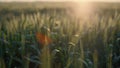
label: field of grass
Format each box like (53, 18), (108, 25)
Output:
(0, 2), (120, 68)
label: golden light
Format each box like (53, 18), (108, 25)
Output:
(70, 1), (96, 19)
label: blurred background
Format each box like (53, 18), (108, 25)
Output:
(0, 0), (120, 68)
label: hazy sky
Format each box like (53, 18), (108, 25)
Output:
(0, 0), (120, 2)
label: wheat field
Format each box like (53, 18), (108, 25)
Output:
(0, 2), (120, 68)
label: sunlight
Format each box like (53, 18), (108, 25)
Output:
(70, 2), (95, 19)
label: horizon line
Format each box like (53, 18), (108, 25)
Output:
(0, 0), (120, 2)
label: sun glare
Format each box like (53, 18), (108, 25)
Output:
(70, 1), (95, 19)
